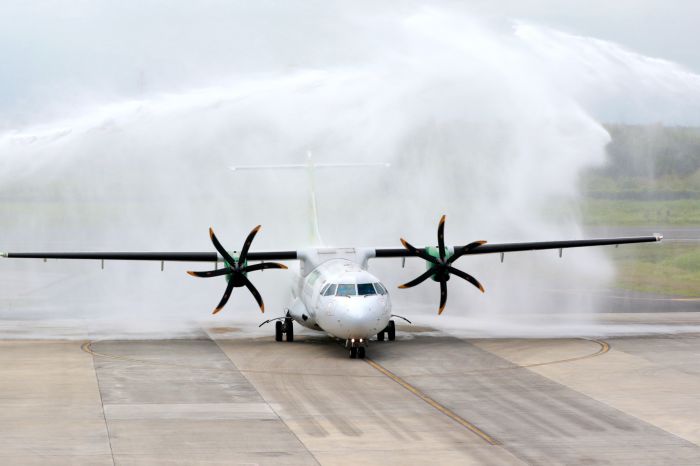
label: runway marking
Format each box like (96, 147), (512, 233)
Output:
(364, 357), (500, 446)
(519, 338), (610, 369)
(82, 338), (611, 377)
(81, 341), (219, 369)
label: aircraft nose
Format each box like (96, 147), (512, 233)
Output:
(339, 298), (388, 338)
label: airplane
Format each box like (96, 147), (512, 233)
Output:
(1, 215), (662, 358)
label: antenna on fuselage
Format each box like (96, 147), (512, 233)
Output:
(230, 153), (391, 247)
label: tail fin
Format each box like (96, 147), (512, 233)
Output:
(230, 152), (390, 246)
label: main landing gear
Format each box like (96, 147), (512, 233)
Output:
(376, 320), (396, 342)
(275, 316), (294, 342)
(347, 339), (366, 359)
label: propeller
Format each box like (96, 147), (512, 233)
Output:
(187, 226), (288, 314)
(398, 215), (486, 315)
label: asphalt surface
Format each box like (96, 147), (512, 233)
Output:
(1, 318), (699, 465)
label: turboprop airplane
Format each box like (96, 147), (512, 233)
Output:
(1, 216), (662, 358)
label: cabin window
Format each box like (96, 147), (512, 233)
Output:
(357, 283), (376, 296)
(308, 270), (321, 286)
(322, 284), (337, 296)
(336, 284), (357, 296)
(374, 283), (387, 295)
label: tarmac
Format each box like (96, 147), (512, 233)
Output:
(1, 312), (699, 465)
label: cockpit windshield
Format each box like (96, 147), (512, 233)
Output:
(322, 284), (337, 296)
(357, 283), (376, 296)
(336, 284), (357, 296)
(374, 282), (387, 295)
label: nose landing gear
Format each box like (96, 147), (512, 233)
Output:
(346, 339), (366, 359)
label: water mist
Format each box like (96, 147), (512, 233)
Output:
(1, 5), (699, 338)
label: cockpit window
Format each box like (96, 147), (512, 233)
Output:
(322, 284), (337, 296)
(374, 283), (387, 295)
(336, 284), (357, 296)
(357, 283), (376, 296)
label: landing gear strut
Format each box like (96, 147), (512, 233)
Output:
(347, 339), (366, 359)
(285, 317), (294, 342)
(275, 316), (294, 342)
(377, 320), (395, 341)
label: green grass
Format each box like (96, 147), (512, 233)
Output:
(609, 243), (700, 297)
(579, 199), (700, 226)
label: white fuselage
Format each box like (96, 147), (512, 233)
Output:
(287, 257), (392, 341)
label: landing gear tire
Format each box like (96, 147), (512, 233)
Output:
(285, 318), (294, 342)
(350, 347), (358, 359)
(377, 331), (385, 341)
(275, 321), (283, 342)
(387, 320), (396, 341)
(357, 346), (366, 359)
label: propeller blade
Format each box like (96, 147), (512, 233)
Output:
(449, 240), (487, 263)
(438, 280), (447, 315)
(238, 225), (261, 264)
(437, 215), (446, 261)
(240, 274), (265, 313)
(187, 268), (232, 278)
(398, 268), (435, 289)
(209, 228), (237, 266)
(213, 279), (236, 315)
(242, 262), (288, 273)
(447, 266), (485, 293)
(400, 238), (440, 265)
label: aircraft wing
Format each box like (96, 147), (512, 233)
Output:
(0, 224), (662, 315)
(373, 234), (663, 258)
(1, 235), (662, 262)
(0, 251), (298, 262)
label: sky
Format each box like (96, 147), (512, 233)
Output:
(1, 1), (700, 129)
(472, 0), (700, 73)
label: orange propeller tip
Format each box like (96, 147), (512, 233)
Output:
(186, 271), (196, 276)
(438, 307), (445, 315)
(280, 264), (288, 269)
(212, 307), (223, 315)
(398, 285), (407, 289)
(439, 214), (446, 222)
